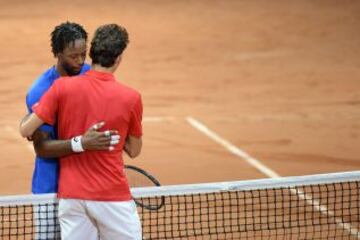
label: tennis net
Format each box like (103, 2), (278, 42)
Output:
(0, 171), (359, 239)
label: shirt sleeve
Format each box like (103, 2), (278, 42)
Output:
(128, 94), (143, 137)
(26, 94), (35, 114)
(26, 85), (44, 114)
(32, 80), (61, 126)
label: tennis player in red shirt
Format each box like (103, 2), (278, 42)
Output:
(20, 24), (142, 240)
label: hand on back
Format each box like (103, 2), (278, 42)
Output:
(82, 122), (120, 151)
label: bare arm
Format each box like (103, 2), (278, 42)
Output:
(20, 113), (44, 138)
(32, 130), (72, 158)
(124, 135), (142, 158)
(20, 113), (72, 158)
(21, 115), (120, 158)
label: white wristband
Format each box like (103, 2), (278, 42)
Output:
(71, 135), (84, 153)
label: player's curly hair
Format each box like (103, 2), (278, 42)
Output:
(51, 21), (88, 57)
(90, 24), (129, 67)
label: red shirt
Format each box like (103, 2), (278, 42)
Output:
(33, 70), (142, 201)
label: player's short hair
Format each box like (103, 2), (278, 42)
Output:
(90, 24), (129, 68)
(51, 22), (88, 57)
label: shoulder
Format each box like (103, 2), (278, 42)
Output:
(118, 83), (142, 111)
(53, 76), (78, 90)
(80, 63), (91, 73)
(28, 67), (55, 94)
(55, 76), (71, 85)
(55, 75), (86, 96)
(116, 82), (141, 100)
(26, 67), (58, 106)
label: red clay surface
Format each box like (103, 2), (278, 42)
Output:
(0, 0), (359, 195)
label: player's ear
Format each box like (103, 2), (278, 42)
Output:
(115, 55), (122, 65)
(112, 55), (122, 70)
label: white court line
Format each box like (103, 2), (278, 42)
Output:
(143, 116), (176, 123)
(185, 116), (360, 239)
(186, 116), (280, 178)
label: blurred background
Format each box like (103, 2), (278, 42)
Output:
(0, 0), (359, 194)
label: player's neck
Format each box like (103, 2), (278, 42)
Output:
(91, 55), (121, 74)
(91, 64), (116, 74)
(55, 63), (68, 77)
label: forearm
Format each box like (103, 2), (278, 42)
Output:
(124, 136), (142, 158)
(20, 113), (44, 138)
(34, 139), (73, 158)
(32, 123), (120, 159)
(124, 141), (132, 157)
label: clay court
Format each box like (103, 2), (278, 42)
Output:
(0, 0), (359, 195)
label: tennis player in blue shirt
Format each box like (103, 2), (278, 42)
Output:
(26, 22), (120, 194)
(24, 22), (120, 239)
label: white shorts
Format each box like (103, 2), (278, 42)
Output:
(58, 199), (142, 240)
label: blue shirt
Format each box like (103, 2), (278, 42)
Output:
(26, 64), (90, 194)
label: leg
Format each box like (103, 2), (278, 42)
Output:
(58, 199), (99, 240)
(87, 200), (142, 240)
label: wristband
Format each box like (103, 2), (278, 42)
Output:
(71, 135), (84, 152)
